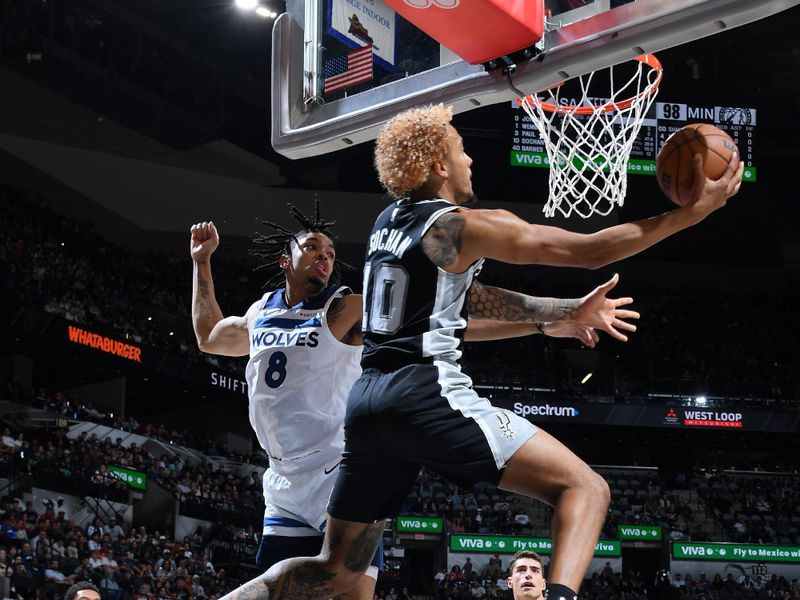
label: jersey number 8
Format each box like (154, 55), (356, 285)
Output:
(265, 351), (288, 388)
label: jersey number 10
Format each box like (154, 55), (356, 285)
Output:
(362, 264), (409, 335)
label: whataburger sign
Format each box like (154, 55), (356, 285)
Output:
(450, 534), (621, 557)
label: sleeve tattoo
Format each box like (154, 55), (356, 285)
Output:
(469, 280), (580, 323)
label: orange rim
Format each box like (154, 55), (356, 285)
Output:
(516, 54), (662, 115)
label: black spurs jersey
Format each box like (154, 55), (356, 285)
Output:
(361, 199), (484, 371)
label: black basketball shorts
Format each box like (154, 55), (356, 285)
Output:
(327, 362), (538, 523)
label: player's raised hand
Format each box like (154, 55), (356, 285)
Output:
(190, 221), (220, 263)
(573, 273), (639, 342)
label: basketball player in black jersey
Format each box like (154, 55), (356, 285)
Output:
(220, 105), (742, 600)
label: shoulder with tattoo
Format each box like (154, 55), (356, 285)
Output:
(421, 211), (466, 268)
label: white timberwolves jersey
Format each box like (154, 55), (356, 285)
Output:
(245, 284), (362, 475)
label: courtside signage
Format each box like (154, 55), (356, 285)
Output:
(395, 516), (444, 533)
(673, 542), (800, 563)
(618, 524), (662, 541)
(108, 465), (148, 490)
(450, 534), (620, 557)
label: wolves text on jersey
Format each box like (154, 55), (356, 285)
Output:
(251, 330), (320, 349)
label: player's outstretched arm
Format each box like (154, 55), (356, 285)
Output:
(440, 153), (743, 271)
(465, 274), (638, 346)
(190, 221), (249, 357)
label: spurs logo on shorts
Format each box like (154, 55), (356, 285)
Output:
(496, 412), (515, 440)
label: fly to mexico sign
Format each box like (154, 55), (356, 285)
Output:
(673, 542), (800, 563)
(450, 534), (620, 557)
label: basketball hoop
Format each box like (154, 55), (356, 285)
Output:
(517, 54), (663, 218)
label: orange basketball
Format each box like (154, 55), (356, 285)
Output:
(655, 124), (738, 206)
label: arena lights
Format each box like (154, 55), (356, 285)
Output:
(255, 6), (279, 18)
(234, 0), (280, 18)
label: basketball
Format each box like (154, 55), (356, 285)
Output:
(655, 124), (739, 206)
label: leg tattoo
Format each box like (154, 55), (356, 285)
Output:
(343, 521), (385, 573)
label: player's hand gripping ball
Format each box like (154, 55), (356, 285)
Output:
(656, 123), (739, 206)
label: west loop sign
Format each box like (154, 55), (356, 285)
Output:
(450, 534), (620, 557)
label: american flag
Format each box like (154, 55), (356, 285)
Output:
(323, 45), (373, 94)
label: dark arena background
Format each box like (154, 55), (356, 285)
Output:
(2, 1), (800, 600)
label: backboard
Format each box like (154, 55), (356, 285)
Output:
(272, 0), (800, 159)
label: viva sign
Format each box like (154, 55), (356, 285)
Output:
(450, 534), (620, 557)
(108, 465), (147, 490)
(618, 524), (662, 541)
(673, 542), (800, 564)
(396, 516), (444, 533)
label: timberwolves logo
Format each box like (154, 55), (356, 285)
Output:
(718, 107), (753, 126)
(496, 412), (515, 440)
(404, 0), (460, 8)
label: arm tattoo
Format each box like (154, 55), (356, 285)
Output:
(328, 297), (363, 345)
(469, 280), (579, 323)
(421, 212), (466, 268)
(196, 272), (212, 318)
(327, 297), (346, 325)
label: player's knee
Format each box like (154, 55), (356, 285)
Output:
(587, 471), (611, 512)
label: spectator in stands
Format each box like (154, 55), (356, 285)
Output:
(44, 557), (75, 585)
(463, 557), (474, 579)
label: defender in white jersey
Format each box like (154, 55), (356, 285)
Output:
(246, 282), (361, 533)
(217, 105), (742, 600)
(189, 209), (379, 597)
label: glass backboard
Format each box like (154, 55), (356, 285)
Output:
(272, 0), (800, 159)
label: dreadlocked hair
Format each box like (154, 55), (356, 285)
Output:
(250, 200), (351, 289)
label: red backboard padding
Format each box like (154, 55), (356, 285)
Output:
(383, 0), (544, 65)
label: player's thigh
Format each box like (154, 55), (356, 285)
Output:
(498, 426), (608, 506)
(394, 364), (538, 488)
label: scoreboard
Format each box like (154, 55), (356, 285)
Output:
(510, 101), (757, 182)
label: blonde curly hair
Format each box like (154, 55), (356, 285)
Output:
(374, 104), (453, 197)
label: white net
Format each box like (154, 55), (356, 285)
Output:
(518, 54), (662, 218)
